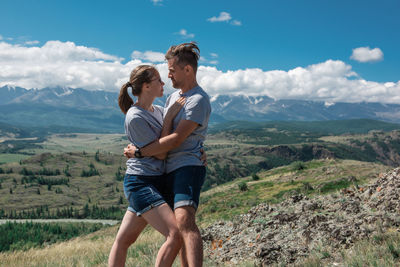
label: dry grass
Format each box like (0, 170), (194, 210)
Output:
(296, 229), (400, 267)
(342, 229), (400, 267)
(0, 225), (165, 267)
(4, 224), (399, 267)
(0, 223), (229, 267)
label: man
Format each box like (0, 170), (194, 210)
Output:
(125, 42), (211, 267)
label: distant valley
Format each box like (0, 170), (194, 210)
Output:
(1, 117), (400, 220)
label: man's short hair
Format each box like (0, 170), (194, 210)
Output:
(165, 42), (200, 73)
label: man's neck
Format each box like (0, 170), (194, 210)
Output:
(180, 80), (198, 94)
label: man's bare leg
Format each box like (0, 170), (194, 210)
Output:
(175, 206), (202, 267)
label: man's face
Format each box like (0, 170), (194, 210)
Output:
(167, 57), (185, 89)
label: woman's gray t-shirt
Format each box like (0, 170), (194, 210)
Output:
(124, 105), (164, 176)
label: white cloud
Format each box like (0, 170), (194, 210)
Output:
(350, 47), (383, 63)
(177, 29), (195, 39)
(150, 0), (163, 5)
(131, 50), (165, 62)
(0, 41), (122, 62)
(0, 40), (129, 91)
(1, 40), (399, 104)
(231, 20), (242, 26)
(207, 12), (242, 26)
(196, 60), (400, 104)
(25, 40), (40, 45)
(0, 35), (3, 40)
(207, 12), (232, 22)
(200, 56), (218, 65)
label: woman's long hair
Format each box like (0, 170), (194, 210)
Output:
(118, 65), (156, 114)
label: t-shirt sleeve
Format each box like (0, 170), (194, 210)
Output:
(127, 116), (158, 148)
(155, 105), (164, 116)
(183, 95), (210, 126)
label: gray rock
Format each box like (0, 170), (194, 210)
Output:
(202, 167), (400, 265)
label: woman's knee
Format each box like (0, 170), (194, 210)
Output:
(114, 233), (138, 249)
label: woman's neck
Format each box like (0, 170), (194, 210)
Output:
(136, 94), (155, 111)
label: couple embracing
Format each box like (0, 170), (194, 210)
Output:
(109, 42), (211, 267)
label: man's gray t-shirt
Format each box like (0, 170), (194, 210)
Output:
(164, 86), (211, 173)
(124, 105), (164, 176)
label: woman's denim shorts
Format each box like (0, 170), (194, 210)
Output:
(123, 174), (166, 216)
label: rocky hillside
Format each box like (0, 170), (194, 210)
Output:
(202, 168), (400, 266)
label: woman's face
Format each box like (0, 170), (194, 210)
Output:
(147, 71), (165, 98)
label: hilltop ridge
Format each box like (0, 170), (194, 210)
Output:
(202, 167), (400, 265)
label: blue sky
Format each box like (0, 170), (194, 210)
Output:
(0, 0), (399, 103)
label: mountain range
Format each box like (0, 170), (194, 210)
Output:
(1, 85), (400, 132)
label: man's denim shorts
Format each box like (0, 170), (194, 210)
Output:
(165, 166), (206, 211)
(123, 174), (166, 216)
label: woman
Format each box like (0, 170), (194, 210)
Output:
(108, 65), (185, 267)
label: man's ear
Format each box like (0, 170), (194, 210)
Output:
(184, 65), (193, 74)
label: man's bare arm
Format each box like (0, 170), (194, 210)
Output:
(151, 116), (176, 160)
(152, 97), (186, 160)
(151, 117), (173, 160)
(142, 119), (198, 156)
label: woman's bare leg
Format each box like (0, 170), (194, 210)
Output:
(108, 210), (147, 267)
(142, 203), (183, 267)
